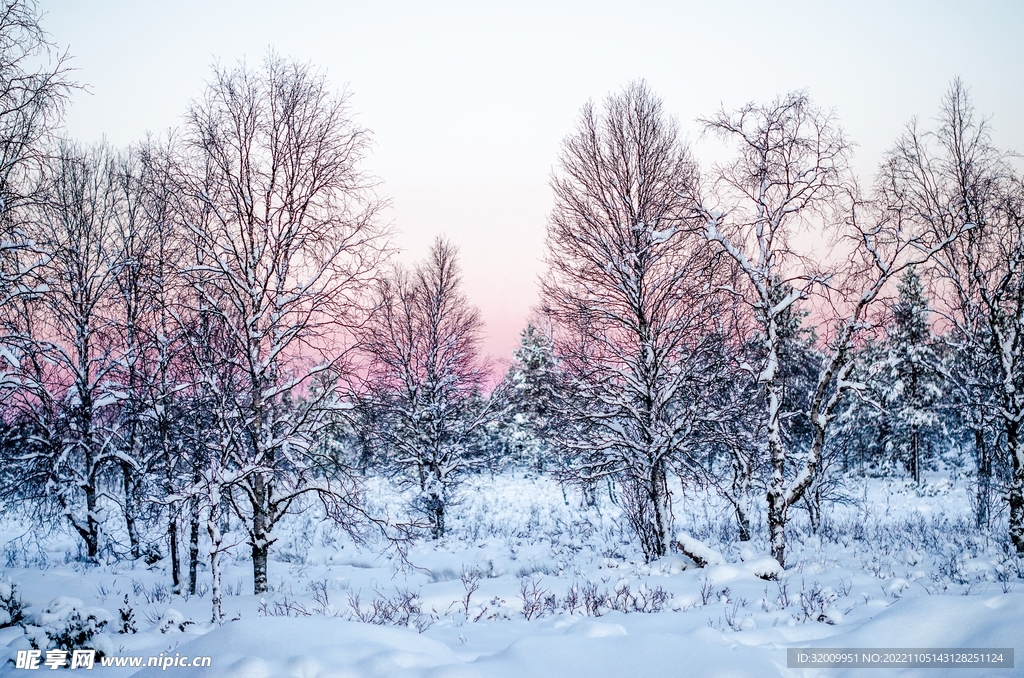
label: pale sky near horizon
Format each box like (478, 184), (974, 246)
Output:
(44, 0), (1024, 362)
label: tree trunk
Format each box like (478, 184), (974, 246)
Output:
(730, 449), (752, 541)
(649, 457), (670, 559)
(767, 489), (787, 566)
(79, 408), (101, 561)
(974, 426), (991, 529)
(207, 507), (224, 625)
(58, 492), (98, 561)
(735, 507), (752, 542)
(1007, 416), (1024, 554)
(806, 480), (822, 534)
(251, 541), (269, 595)
(426, 492), (445, 540)
(765, 341), (791, 566)
(83, 481), (100, 560)
(251, 475), (270, 594)
(168, 512), (181, 596)
(188, 503), (200, 596)
(122, 462), (141, 559)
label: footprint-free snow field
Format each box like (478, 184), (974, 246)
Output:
(2, 473), (1021, 677)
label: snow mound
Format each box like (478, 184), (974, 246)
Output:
(130, 616), (460, 678)
(795, 592), (1024, 677)
(743, 556), (782, 581)
(566, 620), (627, 638)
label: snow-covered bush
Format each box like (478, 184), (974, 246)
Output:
(517, 576), (552, 620)
(155, 608), (193, 633)
(0, 580), (25, 628)
(346, 588), (434, 632)
(23, 597), (112, 657)
(796, 581), (839, 625)
(131, 578), (171, 604)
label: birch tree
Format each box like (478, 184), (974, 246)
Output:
(361, 237), (489, 539)
(178, 53), (386, 593)
(104, 141), (196, 568)
(0, 0), (74, 391)
(542, 81), (727, 561)
(698, 92), (962, 565)
(9, 142), (126, 559)
(881, 80), (1024, 551)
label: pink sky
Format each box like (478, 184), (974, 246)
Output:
(46, 0), (1024, 362)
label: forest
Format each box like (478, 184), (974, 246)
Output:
(0, 1), (1022, 675)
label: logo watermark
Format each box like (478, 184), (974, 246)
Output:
(15, 650), (212, 670)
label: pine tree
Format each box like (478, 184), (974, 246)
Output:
(880, 268), (942, 484)
(117, 595), (137, 634)
(493, 323), (561, 472)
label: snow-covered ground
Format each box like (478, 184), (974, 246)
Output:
(1, 472), (1021, 677)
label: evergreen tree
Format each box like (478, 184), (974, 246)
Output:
(834, 338), (888, 475)
(492, 322), (561, 472)
(875, 268), (943, 483)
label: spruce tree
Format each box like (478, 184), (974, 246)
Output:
(494, 323), (560, 471)
(882, 268), (942, 484)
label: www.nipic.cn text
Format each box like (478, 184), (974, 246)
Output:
(15, 649), (213, 670)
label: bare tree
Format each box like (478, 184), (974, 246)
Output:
(542, 81), (727, 561)
(179, 313), (242, 625)
(7, 142), (126, 559)
(0, 0), (74, 390)
(698, 93), (853, 565)
(881, 80), (1024, 551)
(131, 139), (197, 588)
(698, 91), (963, 565)
(103, 140), (197, 568)
(361, 237), (490, 539)
(177, 52), (387, 594)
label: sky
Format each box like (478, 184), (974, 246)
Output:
(43, 0), (1024, 362)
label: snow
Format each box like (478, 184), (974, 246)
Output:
(675, 532), (725, 567)
(114, 595), (1024, 677)
(743, 556), (783, 581)
(18, 596), (115, 658)
(130, 618), (462, 678)
(794, 594), (1023, 677)
(0, 472), (1022, 677)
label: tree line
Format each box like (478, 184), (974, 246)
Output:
(1, 0), (1022, 624)
(524, 81), (1023, 567)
